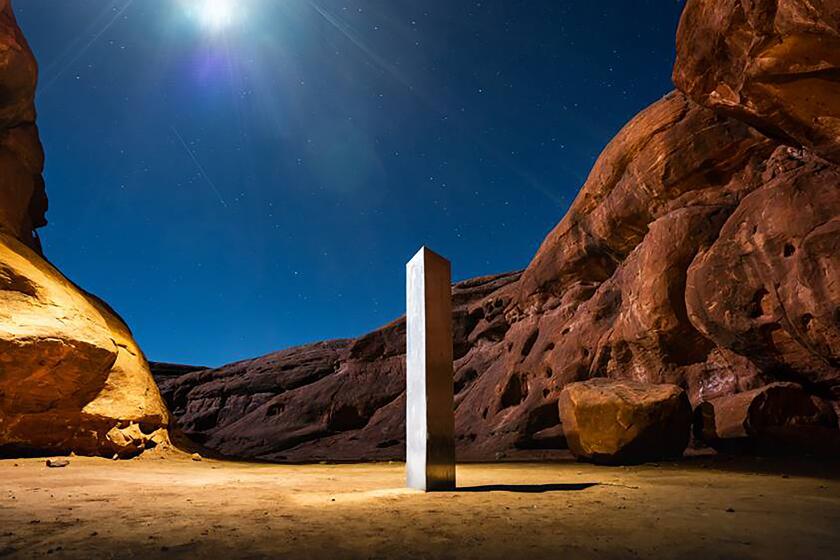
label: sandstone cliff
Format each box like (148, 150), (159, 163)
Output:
(0, 0), (170, 458)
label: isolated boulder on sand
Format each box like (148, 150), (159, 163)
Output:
(559, 379), (692, 465)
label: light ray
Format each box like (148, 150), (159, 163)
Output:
(305, 0), (565, 205)
(306, 0), (415, 92)
(40, 0), (135, 94)
(171, 125), (228, 207)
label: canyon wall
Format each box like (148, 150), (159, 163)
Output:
(0, 1), (170, 458)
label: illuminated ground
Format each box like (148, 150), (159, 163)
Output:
(1, 454), (838, 559)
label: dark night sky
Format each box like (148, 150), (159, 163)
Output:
(15, 0), (684, 367)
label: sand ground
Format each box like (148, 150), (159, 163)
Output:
(0, 453), (838, 559)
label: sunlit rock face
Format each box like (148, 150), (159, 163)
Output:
(515, 93), (839, 411)
(513, 91), (779, 405)
(0, 1), (169, 458)
(673, 0), (840, 164)
(159, 0), (839, 462)
(559, 379), (692, 465)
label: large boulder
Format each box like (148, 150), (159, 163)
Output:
(0, 233), (170, 457)
(0, 1), (170, 458)
(674, 0), (840, 164)
(695, 382), (840, 455)
(559, 379), (692, 465)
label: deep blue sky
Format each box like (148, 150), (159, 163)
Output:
(16, 0), (684, 367)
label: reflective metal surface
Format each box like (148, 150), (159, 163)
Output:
(406, 247), (456, 491)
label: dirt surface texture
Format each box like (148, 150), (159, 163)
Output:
(1, 454), (839, 559)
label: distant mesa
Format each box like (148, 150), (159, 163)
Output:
(149, 362), (209, 382)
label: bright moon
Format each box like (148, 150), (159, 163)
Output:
(189, 0), (237, 32)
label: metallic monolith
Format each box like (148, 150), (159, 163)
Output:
(406, 246), (455, 491)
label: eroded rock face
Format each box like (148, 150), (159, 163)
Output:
(686, 148), (840, 393)
(559, 379), (691, 464)
(0, 233), (170, 457)
(695, 382), (840, 455)
(511, 91), (780, 406)
(0, 1), (169, 458)
(674, 0), (840, 163)
(517, 90), (774, 305)
(0, 1), (45, 253)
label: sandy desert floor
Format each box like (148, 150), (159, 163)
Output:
(0, 453), (838, 559)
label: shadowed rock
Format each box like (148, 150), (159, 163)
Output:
(0, 1), (45, 253)
(559, 379), (692, 465)
(149, 362), (208, 382)
(695, 382), (840, 456)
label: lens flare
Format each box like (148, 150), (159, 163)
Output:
(187, 0), (237, 32)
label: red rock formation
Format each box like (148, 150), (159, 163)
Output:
(157, 0), (839, 463)
(0, 0), (45, 253)
(673, 0), (840, 164)
(0, 1), (170, 458)
(686, 149), (840, 393)
(512, 91), (778, 403)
